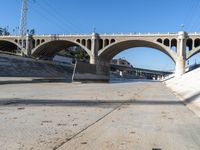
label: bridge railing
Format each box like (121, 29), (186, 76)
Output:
(1, 32), (200, 38)
(100, 32), (179, 36)
(188, 32), (200, 35)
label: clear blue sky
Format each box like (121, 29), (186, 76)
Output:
(1, 0), (200, 70)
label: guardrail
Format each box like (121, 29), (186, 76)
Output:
(1, 32), (200, 37)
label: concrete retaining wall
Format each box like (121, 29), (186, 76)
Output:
(72, 61), (109, 82)
(165, 67), (200, 117)
(0, 53), (73, 80)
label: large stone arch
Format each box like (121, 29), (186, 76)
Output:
(98, 39), (177, 63)
(186, 46), (200, 60)
(0, 39), (22, 53)
(31, 40), (91, 58)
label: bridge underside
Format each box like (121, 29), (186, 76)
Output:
(32, 40), (81, 58)
(98, 40), (176, 63)
(87, 40), (177, 82)
(187, 47), (200, 60)
(0, 41), (18, 53)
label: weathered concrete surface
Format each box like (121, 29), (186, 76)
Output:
(0, 81), (200, 150)
(0, 77), (70, 85)
(0, 53), (73, 79)
(72, 61), (109, 82)
(165, 67), (200, 117)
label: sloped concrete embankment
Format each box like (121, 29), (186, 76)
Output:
(0, 53), (73, 82)
(165, 68), (200, 117)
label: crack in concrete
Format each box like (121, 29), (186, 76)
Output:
(52, 102), (123, 150)
(53, 85), (150, 150)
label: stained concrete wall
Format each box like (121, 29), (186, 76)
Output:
(72, 61), (109, 82)
(0, 53), (73, 80)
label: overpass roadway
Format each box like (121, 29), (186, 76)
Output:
(0, 81), (200, 150)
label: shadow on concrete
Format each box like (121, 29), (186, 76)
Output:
(109, 79), (159, 84)
(0, 78), (72, 85)
(0, 99), (184, 107)
(0, 78), (158, 85)
(184, 92), (200, 104)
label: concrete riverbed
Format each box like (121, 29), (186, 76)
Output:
(0, 81), (200, 150)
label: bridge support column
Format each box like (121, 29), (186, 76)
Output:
(175, 57), (185, 77)
(25, 34), (33, 57)
(90, 32), (99, 64)
(90, 33), (110, 81)
(175, 31), (187, 77)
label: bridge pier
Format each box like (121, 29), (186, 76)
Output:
(175, 31), (187, 77)
(25, 34), (33, 57)
(96, 59), (110, 75)
(90, 32), (99, 64)
(20, 34), (33, 57)
(175, 57), (185, 77)
(89, 32), (110, 81)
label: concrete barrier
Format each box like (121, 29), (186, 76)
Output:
(72, 61), (109, 82)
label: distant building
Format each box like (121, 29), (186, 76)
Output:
(111, 58), (133, 68)
(110, 58), (134, 78)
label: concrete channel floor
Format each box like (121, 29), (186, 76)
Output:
(0, 81), (200, 150)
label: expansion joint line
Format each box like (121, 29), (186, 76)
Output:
(53, 102), (124, 150)
(53, 83), (150, 150)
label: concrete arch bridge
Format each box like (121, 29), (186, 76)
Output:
(0, 31), (199, 80)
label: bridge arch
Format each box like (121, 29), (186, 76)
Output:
(157, 38), (162, 43)
(164, 38), (170, 47)
(186, 46), (200, 60)
(31, 39), (91, 58)
(194, 38), (200, 47)
(98, 39), (177, 63)
(171, 38), (177, 52)
(186, 38), (193, 51)
(0, 39), (22, 53)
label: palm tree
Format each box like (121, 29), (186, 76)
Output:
(0, 27), (10, 35)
